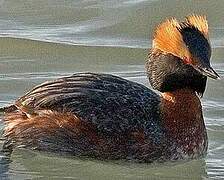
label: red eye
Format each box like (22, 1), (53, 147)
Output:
(183, 56), (192, 64)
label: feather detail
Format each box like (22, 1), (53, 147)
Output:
(152, 15), (209, 60)
(152, 18), (191, 60)
(185, 15), (209, 39)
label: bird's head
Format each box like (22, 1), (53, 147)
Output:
(146, 15), (219, 96)
(153, 15), (219, 79)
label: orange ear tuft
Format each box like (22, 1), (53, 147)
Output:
(185, 15), (209, 39)
(153, 18), (191, 59)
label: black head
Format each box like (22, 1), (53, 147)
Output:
(146, 50), (207, 96)
(146, 15), (219, 96)
(178, 21), (219, 79)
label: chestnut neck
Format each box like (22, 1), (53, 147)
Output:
(160, 88), (207, 157)
(161, 88), (202, 124)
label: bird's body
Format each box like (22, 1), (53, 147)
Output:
(2, 73), (207, 162)
(4, 73), (165, 161)
(1, 15), (219, 162)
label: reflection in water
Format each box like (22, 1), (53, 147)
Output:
(0, 148), (208, 180)
(0, 153), (11, 180)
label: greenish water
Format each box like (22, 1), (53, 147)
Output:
(0, 0), (224, 179)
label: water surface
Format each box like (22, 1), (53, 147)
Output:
(0, 0), (224, 179)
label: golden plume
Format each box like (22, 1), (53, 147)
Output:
(152, 15), (209, 60)
(185, 15), (208, 39)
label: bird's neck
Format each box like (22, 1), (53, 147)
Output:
(161, 88), (202, 126)
(160, 88), (207, 158)
(146, 49), (207, 96)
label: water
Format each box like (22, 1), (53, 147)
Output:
(0, 0), (224, 179)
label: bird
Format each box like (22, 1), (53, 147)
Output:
(1, 15), (220, 162)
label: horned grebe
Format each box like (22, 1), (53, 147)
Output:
(1, 15), (219, 162)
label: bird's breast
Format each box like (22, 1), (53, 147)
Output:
(160, 88), (208, 159)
